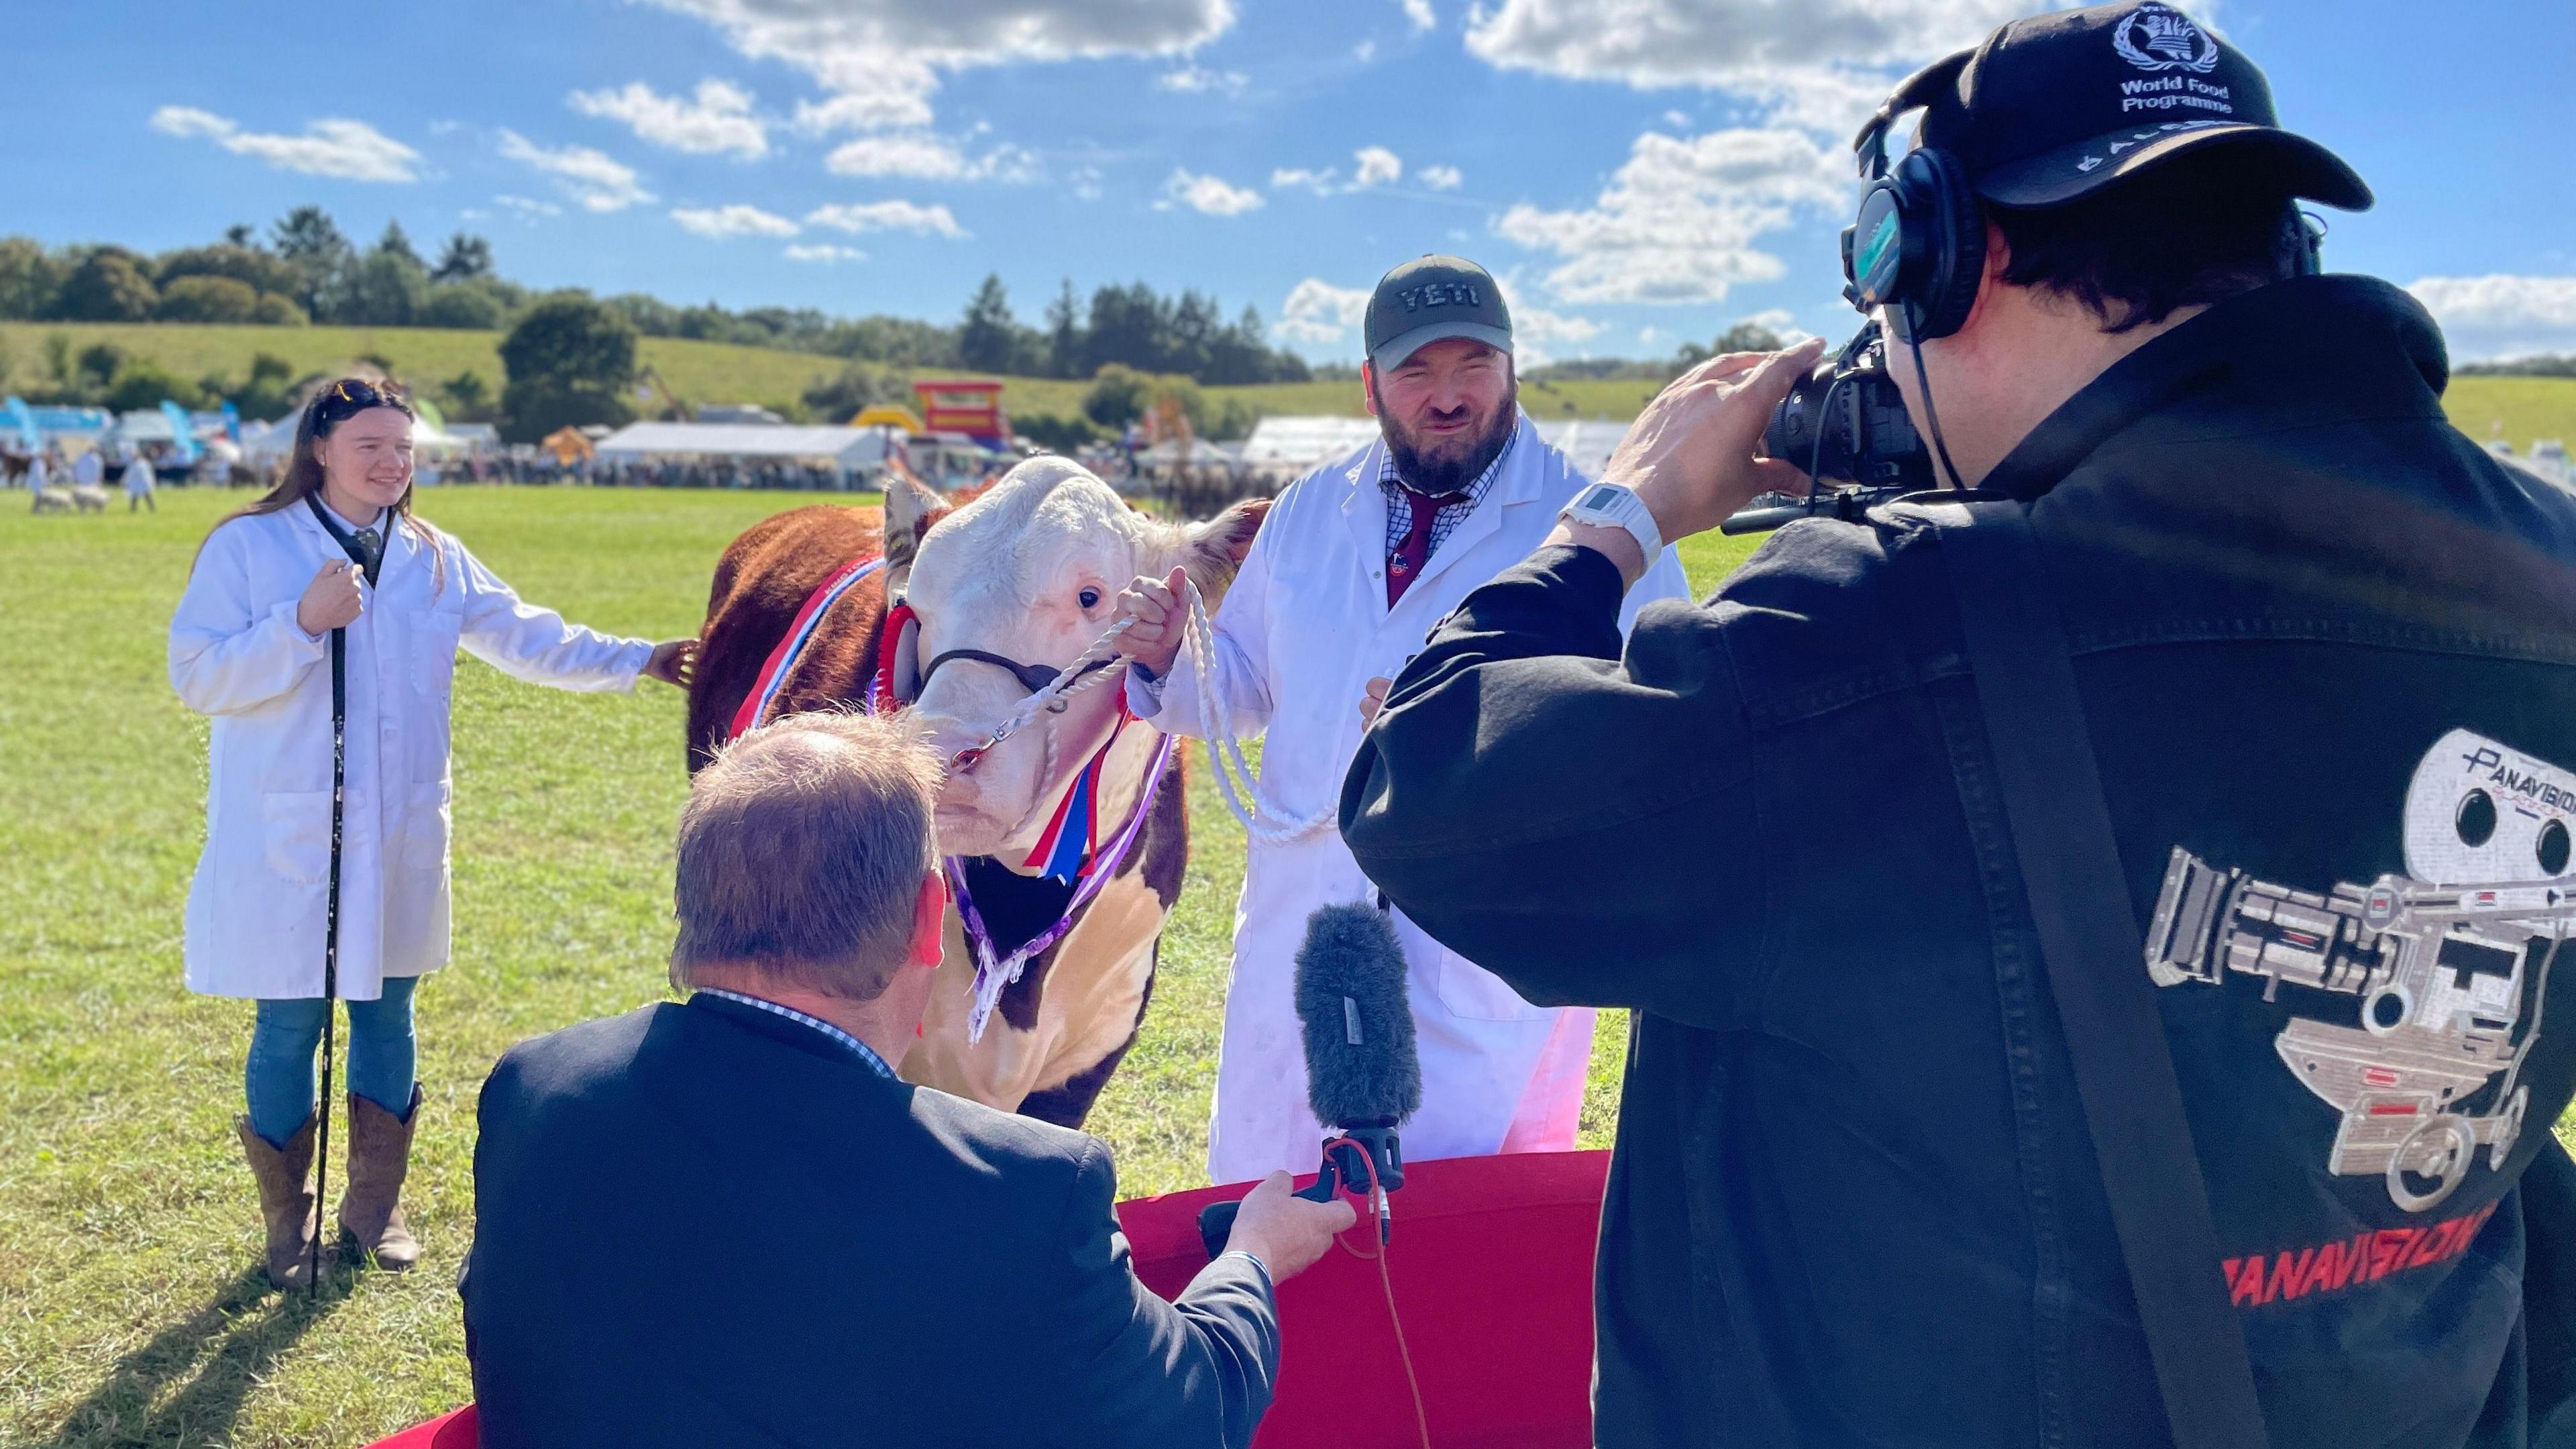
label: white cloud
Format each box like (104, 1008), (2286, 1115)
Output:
(1276, 278), (1374, 344)
(2408, 275), (2576, 360)
(823, 132), (1036, 182)
(1737, 307), (1816, 345)
(804, 199), (967, 237)
(1637, 325), (1662, 344)
(149, 106), (422, 182)
(1273, 146), (1416, 196)
(492, 193), (564, 218)
(1271, 165), (1336, 194)
(1157, 65), (1248, 97)
(1463, 0), (2036, 97)
(1419, 163), (1464, 191)
(670, 203), (800, 237)
(1662, 109), (1691, 128)
(1493, 276), (1603, 368)
(1352, 146), (1403, 189)
(1401, 0), (1436, 31)
(643, 0), (1234, 142)
(793, 91), (934, 134)
(497, 129), (654, 211)
(1159, 167), (1265, 216)
(569, 79), (767, 159)
(1515, 305), (1603, 347)
(1354, 38), (1378, 62)
(784, 243), (866, 262)
(1493, 125), (1845, 304)
(1069, 165), (1106, 201)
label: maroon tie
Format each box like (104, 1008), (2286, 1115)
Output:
(1387, 484), (1458, 606)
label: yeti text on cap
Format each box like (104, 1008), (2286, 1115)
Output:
(1399, 282), (1482, 313)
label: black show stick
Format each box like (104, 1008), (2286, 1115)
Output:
(310, 619), (345, 1297)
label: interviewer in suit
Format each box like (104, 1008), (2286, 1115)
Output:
(460, 710), (1353, 1448)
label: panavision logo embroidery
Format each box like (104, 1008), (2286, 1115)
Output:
(2114, 3), (2221, 73)
(2145, 731), (2576, 1215)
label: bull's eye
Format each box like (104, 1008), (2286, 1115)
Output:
(1079, 587), (1102, 610)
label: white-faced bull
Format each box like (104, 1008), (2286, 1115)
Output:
(688, 458), (1267, 1125)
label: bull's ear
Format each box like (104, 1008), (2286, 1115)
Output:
(1177, 497), (1272, 603)
(881, 470), (945, 573)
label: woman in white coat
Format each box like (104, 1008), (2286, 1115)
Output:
(170, 379), (694, 1287)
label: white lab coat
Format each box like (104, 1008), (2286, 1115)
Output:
(170, 503), (651, 1001)
(72, 451), (101, 488)
(1131, 412), (1692, 1183)
(125, 458), (155, 496)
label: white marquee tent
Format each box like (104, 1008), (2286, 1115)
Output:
(1238, 416), (1383, 472)
(592, 422), (893, 473)
(1532, 420), (1627, 484)
(1236, 415), (1633, 484)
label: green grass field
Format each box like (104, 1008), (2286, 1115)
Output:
(9, 322), (2575, 449)
(0, 481), (1756, 1447)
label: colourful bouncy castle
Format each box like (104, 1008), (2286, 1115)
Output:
(911, 379), (1011, 450)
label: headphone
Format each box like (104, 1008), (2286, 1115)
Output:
(1842, 56), (1984, 345)
(1841, 54), (2329, 491)
(1842, 54), (2328, 343)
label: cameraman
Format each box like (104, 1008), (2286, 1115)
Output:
(1342, 3), (2576, 1445)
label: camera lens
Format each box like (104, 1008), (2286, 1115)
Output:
(1760, 359), (1841, 480)
(1761, 330), (1929, 491)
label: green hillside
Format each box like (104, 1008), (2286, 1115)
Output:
(0, 321), (1099, 425)
(6, 322), (2574, 451)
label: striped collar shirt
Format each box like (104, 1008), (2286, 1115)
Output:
(693, 988), (896, 1079)
(1377, 421), (1518, 564)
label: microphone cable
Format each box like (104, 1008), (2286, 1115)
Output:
(1329, 1156), (1431, 1449)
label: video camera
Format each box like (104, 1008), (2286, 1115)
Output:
(1723, 321), (1935, 535)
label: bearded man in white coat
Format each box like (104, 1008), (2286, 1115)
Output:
(1113, 256), (1691, 1183)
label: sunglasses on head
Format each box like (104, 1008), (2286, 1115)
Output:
(313, 379), (411, 427)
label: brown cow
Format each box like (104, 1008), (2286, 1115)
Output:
(690, 460), (1265, 1126)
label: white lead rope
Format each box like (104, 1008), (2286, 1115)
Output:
(951, 576), (1338, 846)
(1177, 578), (1339, 847)
(949, 618), (1138, 770)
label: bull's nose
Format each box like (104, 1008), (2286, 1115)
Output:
(910, 711), (983, 765)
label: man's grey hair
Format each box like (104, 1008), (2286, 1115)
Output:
(669, 710), (942, 1002)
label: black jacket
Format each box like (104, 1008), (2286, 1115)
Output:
(460, 994), (1278, 1448)
(1344, 276), (2576, 1447)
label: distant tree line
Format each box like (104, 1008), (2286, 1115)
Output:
(0, 207), (1313, 383)
(957, 276), (1309, 386)
(1525, 321), (1790, 383)
(0, 211), (513, 332)
(0, 207), (1327, 443)
(2458, 356), (2576, 378)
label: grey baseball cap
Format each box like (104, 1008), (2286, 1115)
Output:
(1364, 255), (1513, 373)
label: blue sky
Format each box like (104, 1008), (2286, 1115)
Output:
(10, 0), (2572, 363)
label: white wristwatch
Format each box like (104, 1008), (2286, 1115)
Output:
(1558, 481), (1663, 565)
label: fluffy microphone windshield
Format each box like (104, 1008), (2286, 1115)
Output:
(1294, 903), (1421, 1129)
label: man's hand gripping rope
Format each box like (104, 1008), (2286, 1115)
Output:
(1108, 568), (1339, 845)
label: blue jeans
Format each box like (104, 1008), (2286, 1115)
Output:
(244, 975), (418, 1147)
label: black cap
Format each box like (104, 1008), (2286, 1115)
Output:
(1891, 1), (2371, 211)
(1363, 256), (1513, 372)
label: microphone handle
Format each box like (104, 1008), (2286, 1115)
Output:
(1195, 1167), (1342, 1260)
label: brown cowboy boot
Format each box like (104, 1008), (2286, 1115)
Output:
(338, 1085), (423, 1270)
(236, 1113), (320, 1289)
